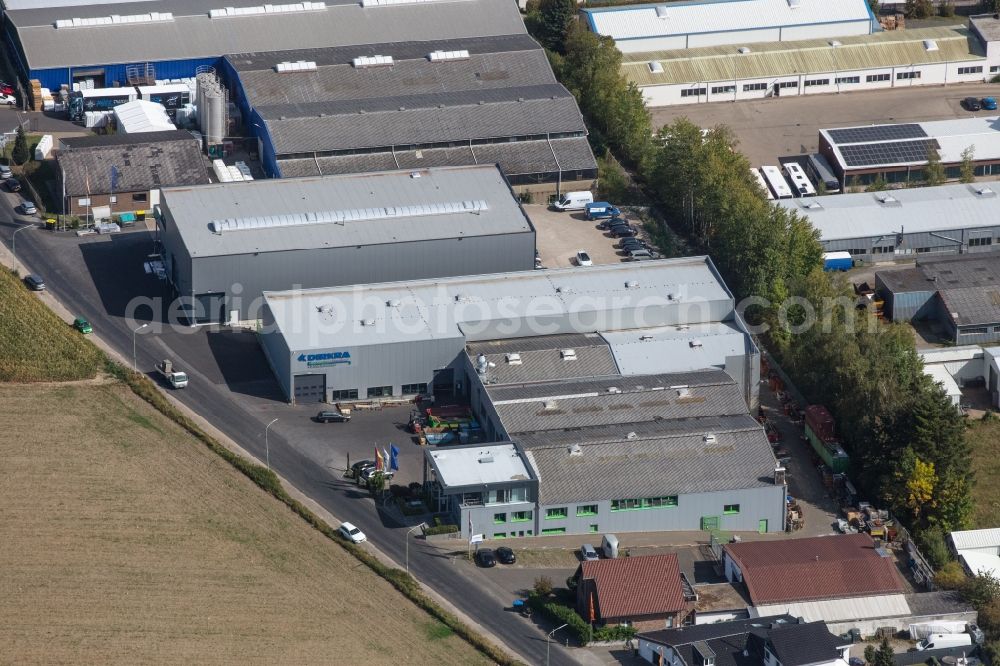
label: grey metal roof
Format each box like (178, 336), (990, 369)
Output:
(903, 590), (973, 617)
(516, 413), (761, 449)
(878, 255), (1000, 326)
(467, 334), (620, 386)
(58, 132), (209, 196)
(9, 0), (526, 70)
(603, 322), (750, 376)
(160, 164), (531, 258)
(523, 416), (776, 504)
(59, 128), (195, 149)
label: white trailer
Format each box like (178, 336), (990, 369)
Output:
(761, 165), (793, 199)
(784, 162), (817, 197)
(750, 167), (774, 200)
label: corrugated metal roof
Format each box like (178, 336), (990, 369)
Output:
(10, 0), (525, 70)
(777, 183), (1000, 242)
(584, 0), (872, 42)
(753, 594), (911, 624)
(161, 164), (530, 257)
(467, 333), (619, 386)
(960, 551), (1000, 578)
(603, 322), (748, 375)
(623, 27), (981, 87)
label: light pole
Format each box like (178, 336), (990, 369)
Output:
(406, 522), (429, 575)
(264, 418), (278, 470)
(132, 323), (148, 371)
(546, 623), (569, 666)
(11, 223), (32, 271)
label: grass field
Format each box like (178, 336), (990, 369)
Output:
(0, 266), (104, 381)
(0, 381), (489, 665)
(968, 417), (1000, 528)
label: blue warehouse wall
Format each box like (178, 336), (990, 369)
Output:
(29, 57), (221, 92)
(220, 56), (280, 178)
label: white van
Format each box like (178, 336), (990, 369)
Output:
(601, 534), (619, 559)
(916, 634), (973, 651)
(552, 191), (594, 211)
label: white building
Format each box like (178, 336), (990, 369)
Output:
(114, 99), (175, 135)
(951, 528), (1000, 579)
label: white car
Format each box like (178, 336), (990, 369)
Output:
(0, 94), (15, 106)
(20, 200), (36, 215)
(339, 522), (367, 544)
(576, 250), (593, 267)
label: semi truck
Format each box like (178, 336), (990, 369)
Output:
(155, 359), (189, 389)
(68, 87), (138, 122)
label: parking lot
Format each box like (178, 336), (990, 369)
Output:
(650, 82), (1000, 166)
(525, 204), (654, 268)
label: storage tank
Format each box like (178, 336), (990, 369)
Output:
(196, 67), (226, 148)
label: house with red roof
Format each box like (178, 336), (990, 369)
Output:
(574, 554), (696, 631)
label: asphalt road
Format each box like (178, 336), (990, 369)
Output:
(0, 210), (582, 665)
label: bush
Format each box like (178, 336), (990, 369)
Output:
(425, 523), (459, 536)
(917, 526), (952, 569)
(978, 598), (1000, 635)
(935, 560), (968, 590)
(526, 592), (636, 645)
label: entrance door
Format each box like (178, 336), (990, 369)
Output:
(700, 516), (720, 531)
(293, 374), (326, 403)
(758, 519), (768, 534)
(193, 292), (226, 324)
(432, 368), (454, 398)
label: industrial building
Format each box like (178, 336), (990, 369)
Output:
(818, 116), (1000, 187)
(3, 0), (526, 92)
(920, 346), (1000, 409)
(875, 256), (1000, 345)
(156, 164), (535, 325)
(777, 183), (1000, 263)
(222, 33), (596, 195)
(58, 130), (208, 217)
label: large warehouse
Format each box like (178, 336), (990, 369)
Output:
(257, 256), (759, 404)
(777, 183), (1000, 263)
(156, 164), (535, 324)
(222, 33), (596, 195)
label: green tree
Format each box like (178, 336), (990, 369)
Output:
(868, 0), (881, 14)
(924, 146), (946, 186)
(865, 639), (894, 666)
(11, 126), (29, 166)
(596, 152), (630, 203)
(959, 145), (976, 183)
(963, 571), (1000, 609)
(864, 176), (888, 192)
(905, 0), (935, 17)
(535, 0), (577, 54)
(938, 0), (955, 16)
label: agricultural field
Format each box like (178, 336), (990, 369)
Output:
(0, 381), (489, 665)
(0, 266), (103, 381)
(968, 417), (1000, 528)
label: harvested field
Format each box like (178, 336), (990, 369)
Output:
(0, 381), (489, 665)
(968, 417), (1000, 528)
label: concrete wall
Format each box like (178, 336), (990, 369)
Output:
(613, 19), (872, 54)
(63, 187), (153, 217)
(258, 303), (292, 400)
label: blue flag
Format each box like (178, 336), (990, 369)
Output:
(389, 444), (400, 471)
(110, 165), (119, 191)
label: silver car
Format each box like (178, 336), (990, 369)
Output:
(20, 200), (36, 215)
(581, 543), (599, 561)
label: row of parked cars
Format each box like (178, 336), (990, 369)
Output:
(2, 164), (37, 214)
(587, 201), (661, 262)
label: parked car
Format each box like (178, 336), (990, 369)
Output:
(496, 546), (516, 564)
(315, 409), (350, 423)
(597, 216), (627, 230)
(23, 274), (45, 291)
(474, 548), (497, 567)
(338, 522), (367, 543)
(576, 250), (593, 267)
(551, 190), (594, 211)
(0, 164), (11, 179)
(348, 459), (375, 479)
(624, 248), (661, 261)
(584, 202), (620, 220)
(0, 82), (14, 96)
(617, 238), (649, 250)
(6, 177), (21, 192)
(20, 200), (36, 215)
(359, 466), (394, 486)
(0, 93), (15, 106)
(964, 96), (982, 111)
(610, 225), (639, 238)
(73, 317), (92, 334)
(984, 97), (998, 111)
(581, 543), (600, 561)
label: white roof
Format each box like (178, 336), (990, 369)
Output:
(777, 183), (1000, 242)
(754, 594), (911, 624)
(113, 99), (175, 134)
(924, 365), (961, 400)
(951, 527), (1000, 551)
(602, 321), (747, 375)
(263, 257), (734, 351)
(960, 551), (1000, 579)
(583, 0), (872, 41)
(428, 443), (531, 488)
(919, 345), (984, 365)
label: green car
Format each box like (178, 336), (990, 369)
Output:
(73, 317), (92, 334)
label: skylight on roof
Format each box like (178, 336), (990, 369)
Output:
(353, 55), (394, 68)
(275, 60), (317, 73)
(428, 50), (471, 62)
(648, 61), (664, 74)
(208, 2), (326, 18)
(923, 39), (939, 52)
(654, 5), (668, 18)
(55, 12), (174, 28)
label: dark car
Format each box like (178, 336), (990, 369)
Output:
(610, 225), (639, 238)
(6, 177), (21, 192)
(617, 238), (649, 250)
(475, 548), (497, 568)
(349, 459), (376, 479)
(23, 274), (45, 291)
(315, 409), (350, 423)
(496, 546), (516, 564)
(597, 216), (627, 230)
(964, 96), (983, 111)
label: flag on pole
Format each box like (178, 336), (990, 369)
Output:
(389, 444), (400, 471)
(468, 513), (473, 536)
(382, 446), (391, 473)
(375, 446), (384, 472)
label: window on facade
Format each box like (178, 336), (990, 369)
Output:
(916, 247), (931, 253)
(897, 71), (921, 80)
(493, 512), (506, 524)
(866, 73), (891, 83)
(542, 527), (567, 535)
(711, 85), (736, 94)
(680, 88), (706, 97)
(872, 245), (895, 254)
(611, 496), (678, 511)
(367, 385), (393, 397)
(994, 326), (1000, 332)
(846, 248), (866, 256)
(488, 488), (511, 504)
(969, 237), (994, 247)
(330, 389), (359, 400)
(962, 327), (989, 335)
(401, 383), (428, 394)
(804, 78), (829, 87)
(511, 511), (532, 522)
(835, 76), (860, 84)
(742, 82), (767, 92)
(545, 507), (568, 520)
(78, 198), (91, 206)
(589, 524), (599, 533)
(724, 504), (741, 515)
(778, 81), (797, 89)
(576, 505), (598, 517)
(493, 532), (506, 539)
(992, 66), (1000, 73)
(958, 66), (984, 75)
(132, 192), (148, 202)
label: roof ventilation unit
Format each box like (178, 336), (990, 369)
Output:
(975, 186), (996, 197)
(676, 387), (691, 398)
(542, 400), (558, 410)
(386, 299), (401, 307)
(875, 193), (900, 206)
(560, 348), (577, 360)
(640, 334), (654, 341)
(703, 433), (717, 445)
(478, 454), (494, 464)
(689, 339), (703, 348)
(923, 39), (939, 52)
(275, 60), (317, 72)
(476, 354), (488, 375)
(654, 5), (668, 18)
(505, 353), (522, 365)
(804, 201), (823, 210)
(353, 55), (394, 68)
(737, 47), (751, 54)
(608, 386), (621, 394)
(787, 0), (801, 6)
(209, 2), (326, 18)
(625, 280), (639, 289)
(361, 318), (375, 327)
(648, 61), (664, 74)
(568, 444), (583, 456)
(428, 50), (471, 62)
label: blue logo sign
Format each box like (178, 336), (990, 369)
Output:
(298, 351), (351, 368)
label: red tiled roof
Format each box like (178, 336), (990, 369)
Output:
(724, 534), (905, 605)
(580, 554), (687, 619)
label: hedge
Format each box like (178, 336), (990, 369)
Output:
(425, 523), (460, 536)
(527, 593), (636, 645)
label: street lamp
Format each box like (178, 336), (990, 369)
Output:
(546, 623), (569, 666)
(264, 418), (278, 470)
(406, 522), (429, 575)
(132, 323), (148, 371)
(11, 223), (32, 271)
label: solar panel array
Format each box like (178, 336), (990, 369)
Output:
(839, 139), (940, 167)
(827, 123), (927, 145)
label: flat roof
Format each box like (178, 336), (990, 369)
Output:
(263, 256), (735, 351)
(582, 0), (872, 42)
(777, 183), (1000, 242)
(9, 0), (526, 70)
(951, 527), (1000, 551)
(624, 26), (980, 87)
(466, 333), (620, 386)
(427, 443), (532, 489)
(971, 13), (1000, 42)
(877, 256), (1000, 325)
(161, 164), (531, 258)
(602, 321), (748, 375)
